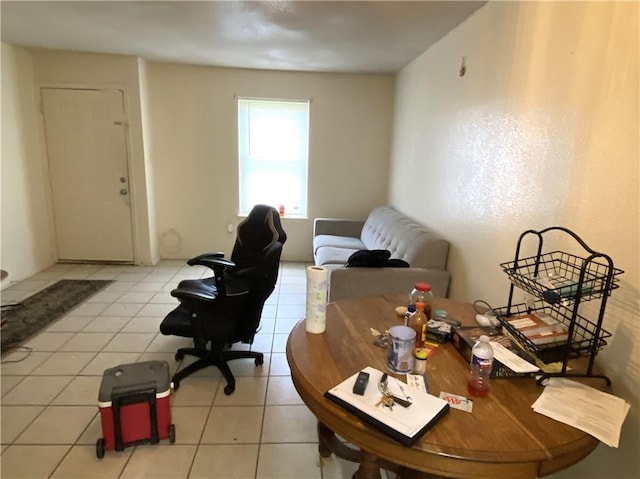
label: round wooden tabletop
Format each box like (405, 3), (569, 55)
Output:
(286, 295), (599, 479)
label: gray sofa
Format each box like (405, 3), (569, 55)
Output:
(313, 206), (450, 302)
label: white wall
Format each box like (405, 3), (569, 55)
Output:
(389, 2), (639, 477)
(29, 48), (156, 265)
(146, 63), (394, 261)
(137, 57), (160, 264)
(1, 47), (394, 272)
(1, 43), (57, 285)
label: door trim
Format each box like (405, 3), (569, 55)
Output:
(40, 85), (137, 264)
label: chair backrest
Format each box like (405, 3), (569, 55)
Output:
(230, 205), (287, 341)
(231, 205), (286, 269)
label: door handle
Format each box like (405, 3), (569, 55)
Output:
(120, 189), (128, 196)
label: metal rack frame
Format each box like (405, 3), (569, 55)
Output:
(498, 226), (623, 385)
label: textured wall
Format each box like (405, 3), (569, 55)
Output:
(1, 43), (57, 285)
(389, 2), (638, 477)
(145, 64), (394, 261)
(30, 49), (155, 264)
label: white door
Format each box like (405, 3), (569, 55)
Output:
(42, 88), (134, 262)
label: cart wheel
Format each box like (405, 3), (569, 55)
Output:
(169, 424), (176, 444)
(96, 438), (105, 459)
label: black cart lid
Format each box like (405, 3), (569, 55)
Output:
(98, 361), (171, 403)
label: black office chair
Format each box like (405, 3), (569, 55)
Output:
(160, 205), (286, 395)
(175, 206), (288, 296)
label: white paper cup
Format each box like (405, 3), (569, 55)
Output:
(387, 325), (416, 373)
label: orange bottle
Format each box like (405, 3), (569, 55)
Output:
(408, 301), (428, 349)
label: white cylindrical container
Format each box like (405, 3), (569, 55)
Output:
(387, 325), (416, 373)
(305, 266), (328, 334)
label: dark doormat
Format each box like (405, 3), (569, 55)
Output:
(1, 279), (112, 355)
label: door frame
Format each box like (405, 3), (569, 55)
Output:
(38, 82), (138, 264)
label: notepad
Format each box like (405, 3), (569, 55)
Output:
(324, 366), (449, 446)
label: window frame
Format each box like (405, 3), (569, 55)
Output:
(237, 97), (310, 218)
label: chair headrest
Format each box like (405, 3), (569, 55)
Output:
(236, 205), (287, 252)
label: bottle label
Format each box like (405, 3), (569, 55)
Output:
(471, 354), (493, 370)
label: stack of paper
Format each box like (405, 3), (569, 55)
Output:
(532, 377), (630, 447)
(325, 366), (449, 446)
(507, 313), (568, 345)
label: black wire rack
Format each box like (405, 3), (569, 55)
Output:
(497, 227), (624, 385)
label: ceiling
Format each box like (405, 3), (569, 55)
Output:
(0, 1), (486, 74)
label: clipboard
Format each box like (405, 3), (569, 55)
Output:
(324, 366), (450, 446)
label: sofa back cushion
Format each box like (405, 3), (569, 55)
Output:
(360, 206), (449, 270)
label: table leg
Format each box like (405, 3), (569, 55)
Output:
(352, 451), (382, 479)
(317, 422), (361, 462)
(396, 467), (447, 479)
(317, 422), (394, 479)
(318, 421), (333, 458)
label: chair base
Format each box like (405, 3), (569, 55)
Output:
(172, 346), (264, 395)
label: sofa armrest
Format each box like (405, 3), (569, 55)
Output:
(327, 267), (450, 303)
(313, 218), (365, 238)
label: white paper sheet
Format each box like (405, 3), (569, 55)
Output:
(490, 341), (540, 373)
(531, 377), (630, 447)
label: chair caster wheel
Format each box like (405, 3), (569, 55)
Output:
(173, 380), (180, 391)
(169, 424), (176, 444)
(255, 355), (264, 366)
(175, 351), (184, 361)
(96, 438), (105, 459)
(224, 384), (235, 395)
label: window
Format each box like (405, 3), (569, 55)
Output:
(238, 98), (309, 217)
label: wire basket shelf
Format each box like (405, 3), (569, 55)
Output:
(495, 301), (611, 364)
(500, 251), (623, 305)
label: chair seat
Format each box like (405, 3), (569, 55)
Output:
(160, 304), (236, 339)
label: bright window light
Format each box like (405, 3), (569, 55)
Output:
(238, 98), (309, 217)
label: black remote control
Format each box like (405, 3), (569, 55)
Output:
(352, 371), (370, 395)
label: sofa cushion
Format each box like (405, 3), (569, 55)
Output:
(360, 207), (449, 270)
(313, 235), (366, 256)
(315, 246), (361, 267)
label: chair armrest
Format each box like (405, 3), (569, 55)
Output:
(187, 251), (225, 266)
(171, 286), (217, 303)
(313, 218), (366, 238)
(196, 257), (235, 295)
(198, 257), (235, 271)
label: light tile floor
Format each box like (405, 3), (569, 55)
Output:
(0, 261), (391, 479)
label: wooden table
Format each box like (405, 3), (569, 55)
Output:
(286, 295), (599, 479)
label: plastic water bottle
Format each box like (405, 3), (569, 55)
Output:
(467, 335), (494, 397)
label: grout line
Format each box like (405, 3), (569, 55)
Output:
(0, 262), (350, 479)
